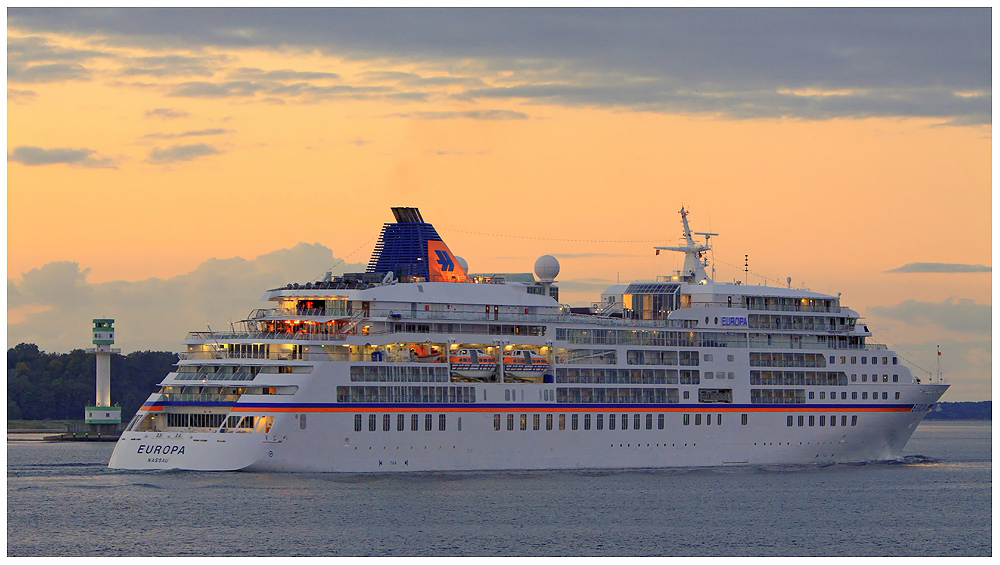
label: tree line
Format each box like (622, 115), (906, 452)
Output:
(7, 343), (176, 422)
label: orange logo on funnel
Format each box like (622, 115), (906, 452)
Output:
(427, 240), (467, 282)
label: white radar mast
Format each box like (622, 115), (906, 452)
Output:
(654, 207), (716, 283)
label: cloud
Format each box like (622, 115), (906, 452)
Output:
(146, 143), (222, 164)
(7, 244), (368, 353)
(7, 35), (111, 63)
(145, 107), (190, 119)
(886, 262), (991, 273)
(6, 8), (989, 123)
(348, 137), (371, 146)
(8, 146), (117, 168)
(230, 67), (340, 81)
(8, 89), (38, 103)
(385, 110), (528, 120)
(8, 62), (91, 83)
(168, 80), (269, 98)
(120, 54), (220, 77)
(361, 70), (485, 88)
(869, 297), (991, 335)
(143, 128), (232, 140)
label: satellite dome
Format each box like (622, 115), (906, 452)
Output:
(455, 256), (469, 273)
(534, 255), (560, 281)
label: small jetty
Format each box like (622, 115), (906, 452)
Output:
(8, 424), (123, 442)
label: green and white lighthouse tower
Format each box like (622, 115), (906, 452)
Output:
(84, 319), (122, 427)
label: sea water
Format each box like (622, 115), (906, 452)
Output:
(7, 420), (991, 556)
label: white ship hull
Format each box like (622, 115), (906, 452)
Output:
(108, 206), (950, 473)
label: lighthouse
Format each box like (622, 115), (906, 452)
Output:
(84, 319), (122, 429)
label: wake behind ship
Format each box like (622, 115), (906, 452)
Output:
(109, 207), (947, 472)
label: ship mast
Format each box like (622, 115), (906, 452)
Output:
(655, 207), (716, 283)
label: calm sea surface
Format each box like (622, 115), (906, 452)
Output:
(7, 420), (991, 556)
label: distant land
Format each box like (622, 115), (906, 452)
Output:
(4, 343), (992, 422)
(923, 401), (992, 420)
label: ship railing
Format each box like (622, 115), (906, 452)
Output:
(184, 330), (392, 344)
(162, 393), (241, 403)
(251, 307), (351, 319)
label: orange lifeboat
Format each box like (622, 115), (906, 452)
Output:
(409, 344), (443, 363)
(502, 350), (549, 378)
(449, 349), (497, 378)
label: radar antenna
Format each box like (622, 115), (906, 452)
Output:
(654, 207), (715, 283)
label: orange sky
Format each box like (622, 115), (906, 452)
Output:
(6, 11), (992, 400)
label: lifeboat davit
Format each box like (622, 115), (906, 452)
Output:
(409, 344), (443, 363)
(449, 349), (497, 378)
(502, 349), (549, 378)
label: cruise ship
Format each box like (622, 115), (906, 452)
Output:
(109, 207), (948, 472)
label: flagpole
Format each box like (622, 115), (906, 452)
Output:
(936, 345), (941, 382)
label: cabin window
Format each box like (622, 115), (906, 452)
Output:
(695, 414), (702, 425)
(852, 392), (858, 400)
(851, 374), (857, 382)
(882, 392), (888, 400)
(797, 415), (804, 426)
(412, 414), (419, 431)
(507, 414), (514, 431)
(841, 415), (847, 426)
(572, 414), (579, 430)
(895, 392), (900, 400)
(645, 414), (653, 430)
(494, 414), (501, 431)
(683, 414), (690, 426)
(597, 414), (604, 430)
(427, 414), (434, 431)
(519, 414), (526, 431)
(851, 415), (858, 426)
(829, 356), (835, 365)
(354, 414), (361, 432)
(439, 414), (447, 431)
(383, 414), (391, 431)
(369, 414), (377, 432)
(658, 414), (665, 429)
(741, 414), (747, 426)
(786, 416), (793, 426)
(533, 414), (540, 431)
(892, 375), (899, 382)
(808, 415), (815, 426)
(892, 357), (898, 365)
(458, 417), (462, 432)
(862, 392), (868, 399)
(546, 414), (553, 431)
(717, 414), (722, 425)
(819, 416), (826, 426)
(609, 414), (617, 430)
(830, 415), (836, 427)
(397, 414), (405, 431)
(559, 415), (566, 430)
(585, 414), (592, 430)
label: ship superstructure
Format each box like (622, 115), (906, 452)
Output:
(110, 207), (947, 472)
